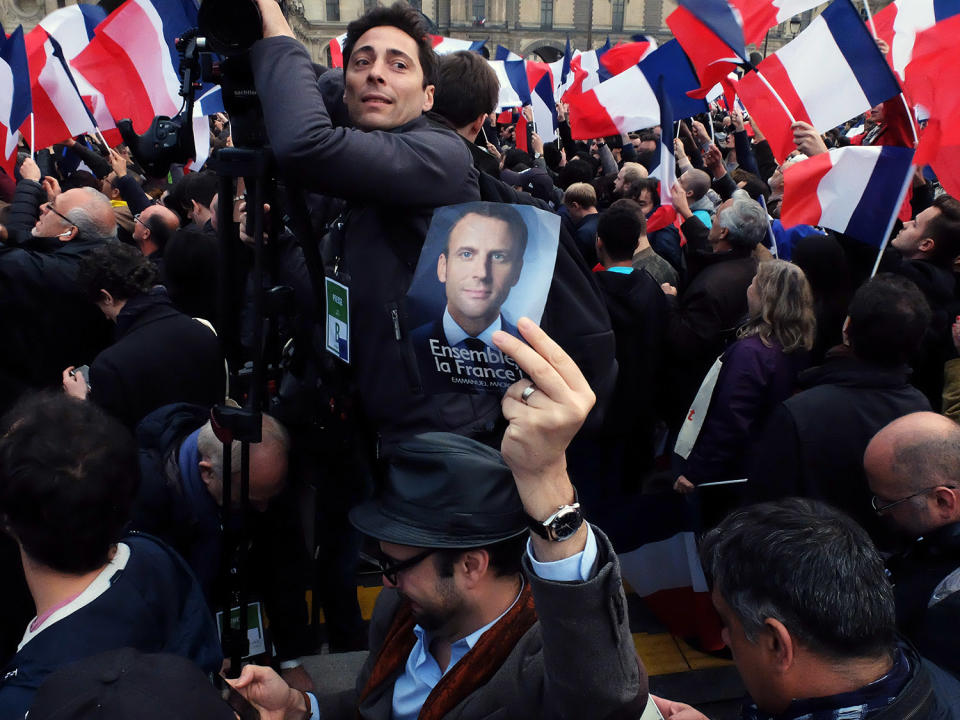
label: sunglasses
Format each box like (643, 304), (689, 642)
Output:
(376, 548), (436, 585)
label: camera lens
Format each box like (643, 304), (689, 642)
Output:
(198, 0), (263, 56)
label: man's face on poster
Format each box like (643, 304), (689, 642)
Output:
(437, 213), (524, 337)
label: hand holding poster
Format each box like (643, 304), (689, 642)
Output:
(407, 202), (560, 395)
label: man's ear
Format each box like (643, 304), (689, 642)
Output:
(763, 618), (795, 672)
(99, 289), (115, 307)
(198, 459), (215, 486)
(468, 114), (487, 140)
(918, 237), (936, 254)
(842, 316), (851, 346)
(437, 251), (447, 283)
(422, 84), (435, 113)
(458, 548), (491, 588)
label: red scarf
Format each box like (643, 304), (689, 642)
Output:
(358, 582), (537, 720)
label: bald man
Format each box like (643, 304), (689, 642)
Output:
(133, 203), (180, 263)
(865, 411), (960, 677)
(678, 168), (713, 228)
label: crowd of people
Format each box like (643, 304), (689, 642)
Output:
(0, 0), (959, 718)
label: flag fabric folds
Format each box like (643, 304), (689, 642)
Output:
(0, 26), (31, 175)
(494, 44), (522, 61)
(873, 0), (960, 82)
(566, 40), (707, 140)
(731, 0), (826, 46)
(780, 146), (915, 248)
(22, 28), (97, 150)
(736, 0), (902, 162)
(526, 62), (558, 142)
(329, 32), (347, 68)
(72, 0), (184, 135)
(648, 77), (676, 208)
(666, 0), (748, 98)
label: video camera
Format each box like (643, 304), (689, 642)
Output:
(119, 0), (282, 176)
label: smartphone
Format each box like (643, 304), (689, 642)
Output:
(640, 695), (667, 720)
(70, 365), (90, 385)
(212, 674), (260, 720)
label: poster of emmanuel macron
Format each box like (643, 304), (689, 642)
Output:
(408, 201), (560, 395)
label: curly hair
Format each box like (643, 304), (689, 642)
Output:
(76, 241), (157, 303)
(738, 259), (816, 353)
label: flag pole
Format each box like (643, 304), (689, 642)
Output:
(29, 113), (35, 156)
(862, 0), (877, 38)
(94, 128), (112, 150)
(752, 69), (797, 123)
(870, 162), (916, 277)
(900, 94), (920, 146)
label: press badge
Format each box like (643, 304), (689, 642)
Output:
(325, 277), (350, 363)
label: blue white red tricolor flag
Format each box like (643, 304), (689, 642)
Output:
(566, 40), (707, 140)
(736, 0), (902, 162)
(666, 0), (748, 98)
(72, 0), (188, 136)
(494, 44), (522, 61)
(648, 77), (676, 207)
(526, 61), (558, 142)
(191, 85), (225, 170)
(0, 26), (31, 176)
(780, 146), (915, 248)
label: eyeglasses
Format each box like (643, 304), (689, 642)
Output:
(871, 485), (957, 514)
(43, 202), (76, 229)
(376, 548), (436, 585)
(133, 212), (148, 229)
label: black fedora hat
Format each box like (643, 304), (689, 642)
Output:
(349, 432), (527, 548)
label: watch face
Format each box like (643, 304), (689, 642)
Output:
(549, 507), (583, 541)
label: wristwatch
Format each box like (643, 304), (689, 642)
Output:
(527, 488), (583, 542)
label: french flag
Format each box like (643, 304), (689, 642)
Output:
(329, 32), (347, 68)
(566, 40), (707, 140)
(873, 0), (960, 82)
(548, 37), (572, 102)
(666, 0), (748, 98)
(0, 26), (31, 176)
(526, 61), (558, 142)
(736, 0), (902, 162)
(731, 0), (826, 46)
(494, 44), (522, 61)
(489, 59), (524, 110)
(71, 0), (188, 136)
(780, 146), (915, 248)
(648, 77), (676, 208)
(191, 85), (224, 170)
(29, 5), (119, 145)
(560, 38), (611, 99)
(22, 26), (97, 150)
(430, 35), (486, 55)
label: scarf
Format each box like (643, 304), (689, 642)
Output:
(358, 582), (537, 720)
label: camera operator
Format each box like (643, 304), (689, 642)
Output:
(249, 0), (495, 445)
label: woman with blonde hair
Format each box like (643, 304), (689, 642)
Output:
(673, 259), (815, 520)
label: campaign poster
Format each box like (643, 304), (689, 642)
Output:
(406, 201), (560, 395)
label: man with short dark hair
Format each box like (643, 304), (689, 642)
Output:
(865, 412), (960, 678)
(562, 182), (599, 266)
(654, 498), (960, 720)
(228, 322), (647, 720)
(751, 274), (933, 544)
(0, 394), (221, 718)
(613, 162), (647, 199)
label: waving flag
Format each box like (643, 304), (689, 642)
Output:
(329, 32), (347, 68)
(781, 146), (915, 248)
(494, 44), (522, 61)
(560, 38), (611, 99)
(526, 61), (558, 142)
(566, 41), (707, 140)
(0, 26), (31, 175)
(191, 85), (224, 170)
(736, 0), (902, 162)
(648, 77), (676, 207)
(22, 29), (97, 149)
(731, 0), (826, 46)
(667, 0), (748, 98)
(489, 60), (524, 110)
(874, 0), (960, 196)
(548, 37), (572, 102)
(72, 0), (186, 136)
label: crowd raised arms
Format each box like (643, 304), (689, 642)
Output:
(0, 0), (960, 718)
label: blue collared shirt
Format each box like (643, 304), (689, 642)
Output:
(305, 527), (598, 720)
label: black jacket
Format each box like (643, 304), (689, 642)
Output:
(663, 215), (757, 426)
(251, 37), (616, 446)
(750, 350), (931, 545)
(89, 288), (224, 428)
(886, 522), (960, 679)
(134, 403), (314, 662)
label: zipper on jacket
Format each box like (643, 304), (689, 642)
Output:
(390, 308), (402, 341)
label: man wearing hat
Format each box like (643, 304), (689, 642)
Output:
(231, 319), (647, 719)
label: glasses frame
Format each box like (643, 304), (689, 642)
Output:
(44, 202), (76, 229)
(871, 485), (957, 514)
(376, 548), (436, 585)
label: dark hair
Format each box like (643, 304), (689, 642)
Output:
(77, 242), (157, 303)
(608, 198), (648, 237)
(0, 393), (139, 574)
(730, 169), (771, 203)
(342, 1), (439, 89)
(629, 177), (661, 209)
(597, 207), (641, 262)
(443, 203), (528, 259)
(925, 194), (960, 268)
(434, 533), (526, 579)
(503, 148), (533, 171)
(182, 171), (219, 210)
(700, 498), (897, 661)
(63, 170), (100, 192)
(847, 273), (931, 367)
(558, 158), (594, 190)
(433, 51), (499, 127)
